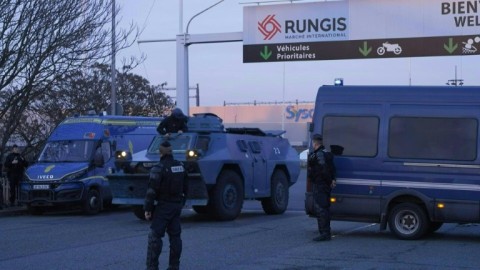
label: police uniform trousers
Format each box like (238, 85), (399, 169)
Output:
(313, 183), (331, 238)
(8, 173), (22, 205)
(146, 201), (183, 270)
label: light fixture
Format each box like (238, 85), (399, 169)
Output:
(334, 78), (344, 86)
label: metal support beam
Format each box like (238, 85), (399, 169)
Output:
(175, 32), (243, 114)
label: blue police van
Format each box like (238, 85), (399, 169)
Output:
(19, 114), (160, 215)
(305, 85), (480, 239)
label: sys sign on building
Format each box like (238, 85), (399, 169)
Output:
(243, 0), (480, 62)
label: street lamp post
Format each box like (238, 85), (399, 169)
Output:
(177, 1), (224, 115)
(111, 0), (116, 115)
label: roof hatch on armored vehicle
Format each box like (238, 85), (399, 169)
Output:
(188, 113), (224, 133)
(226, 128), (265, 136)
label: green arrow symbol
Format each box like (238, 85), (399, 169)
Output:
(358, 41), (372, 57)
(260, 46), (272, 60)
(444, 38), (458, 54)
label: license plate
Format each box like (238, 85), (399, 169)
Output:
(33, 185), (50, 190)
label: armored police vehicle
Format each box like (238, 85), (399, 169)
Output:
(108, 113), (300, 221)
(306, 85), (480, 240)
(19, 114), (160, 215)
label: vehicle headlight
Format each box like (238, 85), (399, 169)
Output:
(186, 149), (202, 161)
(62, 169), (87, 182)
(114, 150), (133, 172)
(115, 150), (131, 160)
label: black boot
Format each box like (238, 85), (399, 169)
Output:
(313, 234), (331, 241)
(313, 208), (331, 241)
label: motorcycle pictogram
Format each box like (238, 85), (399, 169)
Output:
(377, 42), (402, 55)
(462, 37), (480, 54)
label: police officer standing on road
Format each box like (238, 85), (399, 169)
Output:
(144, 141), (188, 270)
(3, 144), (28, 207)
(308, 134), (336, 241)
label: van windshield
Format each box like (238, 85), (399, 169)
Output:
(38, 140), (96, 162)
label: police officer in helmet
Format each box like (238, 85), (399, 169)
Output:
(308, 134), (336, 241)
(145, 141), (188, 270)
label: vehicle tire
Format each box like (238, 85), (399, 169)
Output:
(133, 205), (147, 220)
(83, 189), (101, 215)
(377, 47), (385, 55)
(209, 170), (244, 221)
(28, 205), (45, 215)
(394, 47), (402, 55)
(192, 205), (209, 214)
(261, 170), (289, 215)
(388, 202), (430, 240)
(428, 222), (443, 234)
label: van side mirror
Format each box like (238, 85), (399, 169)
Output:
(330, 145), (344, 156)
(308, 122), (314, 132)
(94, 151), (104, 167)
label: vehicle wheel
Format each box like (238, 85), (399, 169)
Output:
(209, 170), (244, 221)
(394, 47), (402, 55)
(192, 205), (209, 214)
(261, 170), (289, 215)
(133, 205), (146, 220)
(428, 222), (443, 234)
(28, 206), (45, 215)
(83, 189), (101, 215)
(388, 203), (430, 240)
(377, 47), (385, 55)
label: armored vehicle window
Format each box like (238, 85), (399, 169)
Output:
(248, 141), (262, 154)
(195, 136), (210, 151)
(148, 136), (192, 154)
(237, 140), (248, 152)
(323, 116), (379, 157)
(388, 117), (477, 161)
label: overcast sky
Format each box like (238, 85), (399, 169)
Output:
(116, 0), (480, 107)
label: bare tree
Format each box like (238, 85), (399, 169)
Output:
(14, 63), (173, 160)
(0, 0), (138, 159)
(36, 63), (173, 118)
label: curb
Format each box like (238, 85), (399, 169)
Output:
(0, 207), (28, 217)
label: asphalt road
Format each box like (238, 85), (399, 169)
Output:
(1, 170), (480, 270)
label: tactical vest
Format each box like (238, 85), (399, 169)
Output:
(308, 148), (334, 186)
(150, 157), (186, 202)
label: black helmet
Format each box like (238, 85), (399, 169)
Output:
(312, 134), (323, 141)
(159, 141), (172, 155)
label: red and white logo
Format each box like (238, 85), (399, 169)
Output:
(258, 15), (281, 40)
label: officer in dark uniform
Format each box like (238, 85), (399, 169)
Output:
(3, 144), (28, 206)
(144, 141), (188, 270)
(157, 108), (188, 135)
(307, 134), (336, 241)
